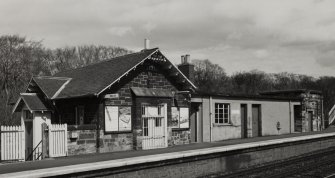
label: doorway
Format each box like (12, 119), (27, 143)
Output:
(241, 104), (248, 138)
(191, 103), (201, 143)
(252, 104), (262, 137)
(141, 104), (167, 150)
(24, 110), (33, 160)
(307, 111), (313, 132)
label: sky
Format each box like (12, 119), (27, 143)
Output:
(1, 0), (335, 77)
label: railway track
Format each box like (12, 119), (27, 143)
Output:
(204, 147), (335, 178)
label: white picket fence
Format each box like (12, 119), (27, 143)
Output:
(0, 125), (25, 161)
(49, 124), (68, 157)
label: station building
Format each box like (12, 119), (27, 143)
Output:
(12, 45), (324, 156)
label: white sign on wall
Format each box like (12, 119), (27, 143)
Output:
(105, 106), (119, 132)
(179, 108), (189, 128)
(104, 94), (119, 99)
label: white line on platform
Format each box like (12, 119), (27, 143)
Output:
(1, 132), (335, 178)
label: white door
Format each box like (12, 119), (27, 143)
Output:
(142, 104), (167, 150)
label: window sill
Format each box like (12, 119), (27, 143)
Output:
(104, 130), (132, 134)
(68, 124), (96, 131)
(172, 128), (189, 131)
(213, 123), (233, 127)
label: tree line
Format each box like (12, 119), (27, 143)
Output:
(0, 35), (132, 124)
(1, 34), (335, 126)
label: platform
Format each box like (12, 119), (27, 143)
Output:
(1, 129), (335, 178)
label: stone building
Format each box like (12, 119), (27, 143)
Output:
(13, 47), (196, 155)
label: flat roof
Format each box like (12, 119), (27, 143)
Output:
(260, 89), (322, 95)
(193, 92), (301, 101)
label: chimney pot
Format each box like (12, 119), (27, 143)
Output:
(185, 54), (190, 64)
(181, 55), (185, 64)
(144, 39), (150, 49)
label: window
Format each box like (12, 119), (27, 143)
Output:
(155, 117), (162, 127)
(143, 118), (148, 136)
(105, 106), (131, 132)
(171, 107), (189, 129)
(75, 106), (85, 125)
(141, 105), (164, 117)
(215, 103), (230, 124)
(25, 110), (33, 120)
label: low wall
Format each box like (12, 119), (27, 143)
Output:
(67, 130), (133, 155)
(68, 133), (335, 177)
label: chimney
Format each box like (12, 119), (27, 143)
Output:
(178, 54), (195, 83)
(144, 39), (150, 49)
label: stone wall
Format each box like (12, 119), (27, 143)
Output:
(99, 131), (133, 153)
(168, 129), (191, 146)
(67, 130), (133, 156)
(67, 61), (192, 155)
(68, 130), (97, 155)
(65, 134), (335, 178)
(102, 62), (191, 151)
(300, 92), (323, 132)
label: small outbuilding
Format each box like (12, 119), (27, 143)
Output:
(190, 90), (324, 143)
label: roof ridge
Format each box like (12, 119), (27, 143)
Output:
(54, 48), (158, 76)
(33, 76), (71, 80)
(20, 93), (37, 96)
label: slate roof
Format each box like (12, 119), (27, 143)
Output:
(27, 48), (196, 100)
(32, 76), (71, 98)
(12, 93), (49, 113)
(51, 48), (158, 99)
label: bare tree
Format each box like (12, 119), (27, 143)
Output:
(0, 35), (43, 123)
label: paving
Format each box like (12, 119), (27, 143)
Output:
(0, 128), (334, 175)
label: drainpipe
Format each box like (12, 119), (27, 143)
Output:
(321, 96), (324, 130)
(289, 100), (292, 133)
(209, 96), (213, 142)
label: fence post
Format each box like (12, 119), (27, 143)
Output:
(1, 126), (3, 160)
(49, 125), (53, 158)
(65, 124), (68, 156)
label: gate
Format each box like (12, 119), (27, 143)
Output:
(1, 125), (25, 162)
(48, 124), (68, 157)
(142, 104), (167, 150)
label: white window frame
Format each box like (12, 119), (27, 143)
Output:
(214, 103), (230, 124)
(171, 107), (190, 129)
(105, 106), (131, 132)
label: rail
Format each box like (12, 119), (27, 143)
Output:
(26, 140), (42, 161)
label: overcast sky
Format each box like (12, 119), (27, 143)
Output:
(1, 0), (335, 77)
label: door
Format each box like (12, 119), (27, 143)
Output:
(24, 110), (34, 160)
(241, 104), (248, 138)
(142, 104), (167, 150)
(294, 105), (302, 132)
(252, 104), (261, 137)
(42, 123), (49, 159)
(25, 120), (33, 160)
(190, 103), (200, 143)
(307, 111), (313, 132)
